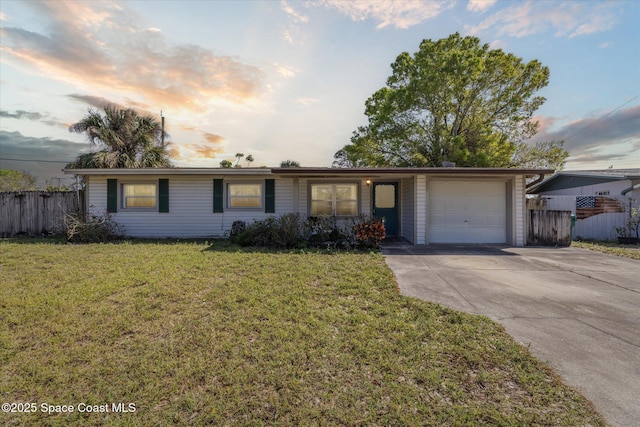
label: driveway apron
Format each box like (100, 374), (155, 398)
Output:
(382, 245), (640, 427)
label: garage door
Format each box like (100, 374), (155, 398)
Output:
(429, 181), (506, 244)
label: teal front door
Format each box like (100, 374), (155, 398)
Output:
(373, 182), (398, 237)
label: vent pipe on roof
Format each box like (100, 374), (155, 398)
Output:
(442, 161), (456, 168)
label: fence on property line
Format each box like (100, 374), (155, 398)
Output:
(526, 209), (571, 246)
(526, 195), (638, 241)
(0, 191), (85, 237)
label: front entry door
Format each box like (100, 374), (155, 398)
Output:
(373, 182), (398, 237)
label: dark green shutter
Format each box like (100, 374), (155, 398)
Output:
(213, 179), (224, 213)
(159, 179), (169, 213)
(265, 179), (275, 213)
(107, 179), (118, 213)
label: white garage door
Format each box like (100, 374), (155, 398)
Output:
(429, 181), (506, 244)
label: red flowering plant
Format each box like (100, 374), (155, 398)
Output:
(354, 217), (386, 248)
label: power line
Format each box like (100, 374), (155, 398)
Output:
(564, 94), (640, 142)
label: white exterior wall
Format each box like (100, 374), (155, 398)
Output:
(84, 172), (530, 245)
(415, 175), (427, 244)
(87, 175), (293, 238)
(515, 175), (525, 246)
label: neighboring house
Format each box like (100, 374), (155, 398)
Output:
(64, 167), (552, 245)
(527, 169), (640, 241)
(527, 169), (640, 198)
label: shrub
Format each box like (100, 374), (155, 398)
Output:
(63, 211), (125, 243)
(304, 216), (356, 248)
(232, 214), (386, 249)
(232, 214), (303, 249)
(354, 217), (386, 248)
(273, 213), (304, 248)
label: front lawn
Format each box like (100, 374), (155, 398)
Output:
(0, 240), (604, 426)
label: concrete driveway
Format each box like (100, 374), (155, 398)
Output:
(382, 244), (640, 427)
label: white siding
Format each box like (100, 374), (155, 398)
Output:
(361, 179), (371, 215)
(515, 175), (525, 246)
(415, 175), (427, 244)
(401, 177), (415, 243)
(87, 175), (107, 213)
(297, 178), (308, 214)
(275, 179), (294, 215)
(87, 175), (294, 238)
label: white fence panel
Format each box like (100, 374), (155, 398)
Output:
(573, 212), (628, 241)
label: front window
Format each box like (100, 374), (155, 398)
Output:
(311, 183), (358, 216)
(228, 183), (262, 208)
(122, 183), (156, 208)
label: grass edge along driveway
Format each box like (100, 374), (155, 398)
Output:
(0, 240), (605, 426)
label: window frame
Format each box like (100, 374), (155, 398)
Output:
(309, 182), (359, 217)
(226, 182), (264, 210)
(121, 182), (158, 210)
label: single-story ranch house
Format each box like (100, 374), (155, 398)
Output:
(527, 169), (640, 198)
(64, 167), (552, 245)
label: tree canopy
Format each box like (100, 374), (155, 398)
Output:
(0, 170), (37, 191)
(67, 105), (172, 169)
(334, 33), (567, 170)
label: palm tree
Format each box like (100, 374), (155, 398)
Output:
(233, 153), (245, 168)
(67, 105), (172, 168)
(280, 160), (300, 167)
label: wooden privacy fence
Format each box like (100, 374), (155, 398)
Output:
(0, 191), (84, 237)
(527, 210), (572, 246)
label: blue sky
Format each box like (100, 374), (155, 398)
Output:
(1, 0), (639, 187)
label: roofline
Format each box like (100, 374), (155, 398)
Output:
(552, 172), (639, 180)
(272, 167), (553, 177)
(64, 166), (553, 177)
(527, 170), (640, 194)
(63, 167), (273, 176)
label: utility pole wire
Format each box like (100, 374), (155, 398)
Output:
(564, 94), (640, 142)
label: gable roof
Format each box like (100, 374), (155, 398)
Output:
(528, 169), (640, 194)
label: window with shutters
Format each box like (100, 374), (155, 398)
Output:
(122, 183), (157, 209)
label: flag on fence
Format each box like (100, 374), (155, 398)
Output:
(576, 196), (596, 208)
(576, 196), (624, 219)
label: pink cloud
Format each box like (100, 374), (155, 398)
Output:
(0, 1), (266, 113)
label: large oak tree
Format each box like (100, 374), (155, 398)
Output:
(334, 33), (567, 169)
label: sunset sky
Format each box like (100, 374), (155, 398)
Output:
(1, 0), (639, 187)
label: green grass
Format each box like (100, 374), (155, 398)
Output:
(1, 239), (605, 426)
(573, 240), (640, 260)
